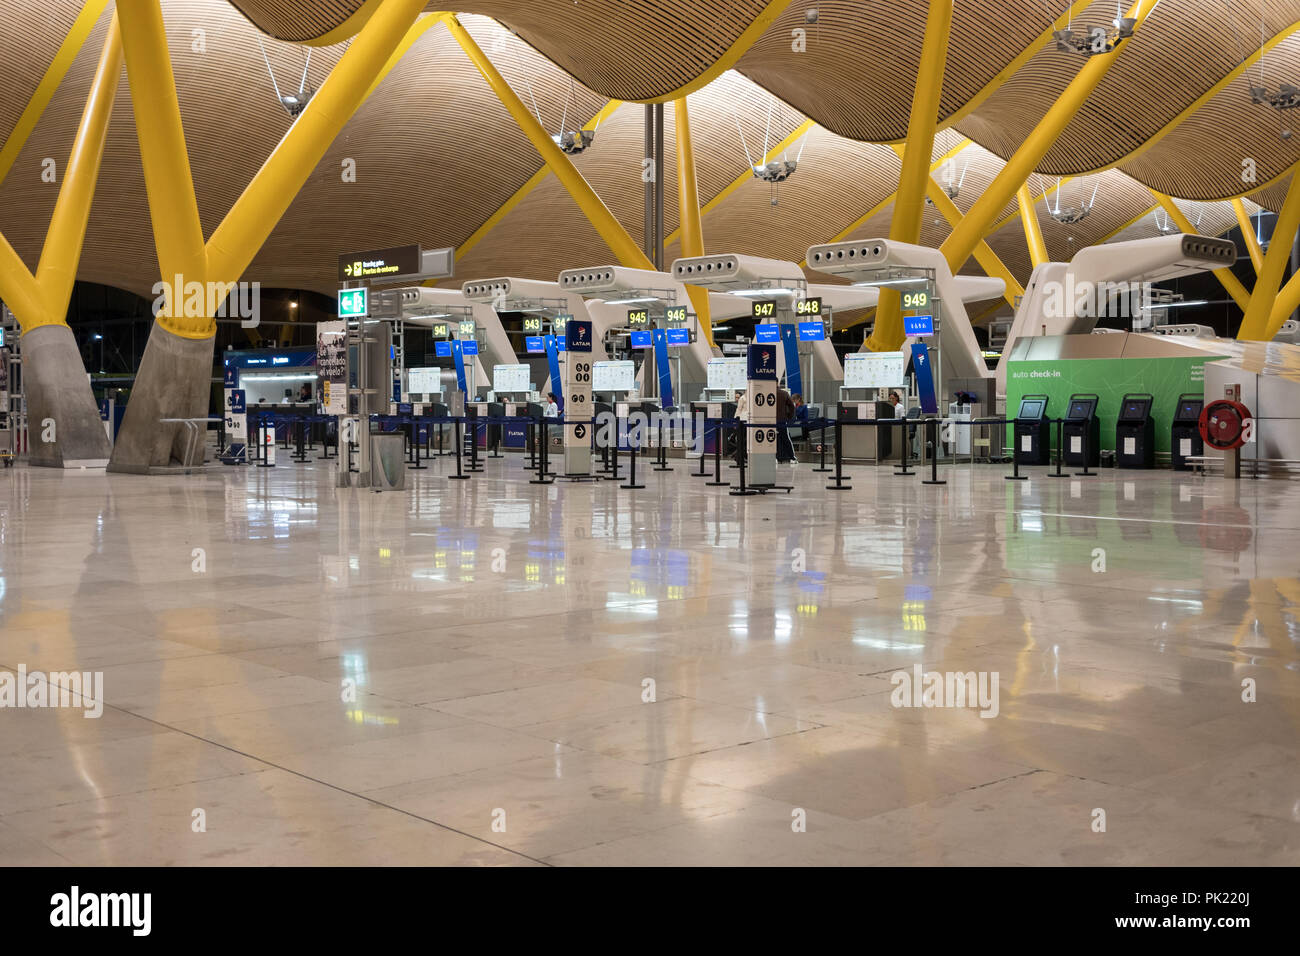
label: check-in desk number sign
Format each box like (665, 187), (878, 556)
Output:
(747, 381), (778, 455)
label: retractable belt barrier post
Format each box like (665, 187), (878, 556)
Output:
(1075, 420), (1097, 477)
(449, 417), (469, 480)
(813, 419), (831, 473)
(894, 418), (914, 476)
(826, 419), (851, 491)
(654, 415), (672, 472)
(707, 420), (730, 487)
(1048, 418), (1067, 478)
(292, 420), (308, 463)
(921, 418), (946, 485)
(621, 417), (644, 490)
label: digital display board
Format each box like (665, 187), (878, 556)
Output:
(525, 336), (545, 354)
(461, 340), (479, 355)
(522, 316), (543, 334)
(754, 325), (779, 343)
(630, 330), (653, 349)
(428, 322), (449, 339)
(902, 290), (929, 310)
(458, 319), (477, 338)
(627, 309), (650, 328)
(665, 328), (690, 347)
(553, 313), (571, 335)
(798, 322), (826, 341)
(434, 341), (452, 358)
(751, 299), (777, 320)
(903, 314), (934, 336)
(664, 305), (688, 325)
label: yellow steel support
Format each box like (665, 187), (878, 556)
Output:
(1017, 184), (1049, 268)
(1151, 191), (1252, 314)
(940, 0), (1157, 277)
(33, 13), (124, 329)
(1237, 173), (1300, 340)
(207, 0), (429, 289)
(0, 0), (111, 188)
(1231, 198), (1264, 274)
(866, 0), (953, 353)
(117, 0), (208, 335)
(444, 14), (653, 271)
(925, 177), (1024, 307)
(674, 97), (713, 348)
(0, 11), (122, 334)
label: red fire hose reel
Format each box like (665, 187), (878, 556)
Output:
(1199, 399), (1253, 451)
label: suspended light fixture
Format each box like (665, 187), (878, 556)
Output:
(926, 158), (968, 205)
(551, 78), (599, 154)
(1049, 177), (1100, 224)
(259, 35), (314, 118)
(734, 95), (810, 204)
(1052, 2), (1135, 56)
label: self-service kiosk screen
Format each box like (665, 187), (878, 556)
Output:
(1067, 399), (1095, 420)
(1119, 398), (1151, 421)
(1177, 400), (1203, 420)
(1018, 399), (1045, 420)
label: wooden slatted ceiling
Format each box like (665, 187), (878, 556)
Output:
(0, 0), (90, 155)
(736, 0), (1077, 143)
(227, 0), (364, 42)
(1117, 34), (1300, 200)
(1103, 199), (1244, 245)
(957, 0), (1300, 175)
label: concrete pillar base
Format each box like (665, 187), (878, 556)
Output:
(108, 324), (215, 474)
(21, 324), (112, 469)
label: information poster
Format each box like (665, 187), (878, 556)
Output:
(844, 352), (906, 389)
(316, 321), (348, 415)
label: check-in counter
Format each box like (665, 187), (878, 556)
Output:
(837, 401), (897, 462)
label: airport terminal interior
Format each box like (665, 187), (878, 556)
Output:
(1, 0), (1298, 868)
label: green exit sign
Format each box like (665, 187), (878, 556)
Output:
(338, 288), (368, 318)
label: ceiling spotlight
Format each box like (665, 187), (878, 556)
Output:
(553, 129), (596, 154)
(805, 9), (819, 24)
(1053, 17), (1135, 57)
(1050, 205), (1092, 225)
(753, 159), (797, 183)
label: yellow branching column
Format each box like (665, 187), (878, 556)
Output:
(1231, 198), (1264, 275)
(1238, 172), (1300, 341)
(109, 0), (428, 473)
(0, 12), (122, 467)
(1017, 184), (1048, 269)
(941, 0), (1157, 280)
(926, 178), (1024, 308)
(674, 97), (714, 349)
(865, 0), (953, 353)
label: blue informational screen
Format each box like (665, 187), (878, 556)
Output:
(434, 341), (452, 358)
(903, 314), (935, 336)
(397, 403), (413, 415)
(665, 328), (690, 347)
(754, 324), (779, 343)
(747, 343), (778, 381)
(798, 321), (826, 341)
(461, 340), (479, 355)
(525, 336), (545, 354)
(555, 338), (567, 352)
(630, 330), (653, 349)
(565, 319), (594, 352)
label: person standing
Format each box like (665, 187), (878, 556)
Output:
(776, 387), (797, 463)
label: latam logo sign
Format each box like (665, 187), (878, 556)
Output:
(747, 344), (777, 381)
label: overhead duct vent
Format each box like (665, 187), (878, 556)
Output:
(671, 255), (742, 282)
(1179, 235), (1236, 268)
(557, 267), (620, 292)
(805, 240), (891, 275)
(461, 278), (515, 302)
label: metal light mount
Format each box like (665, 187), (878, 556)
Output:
(1053, 17), (1135, 56)
(259, 35), (314, 118)
(925, 180), (960, 206)
(1049, 205), (1092, 224)
(753, 159), (797, 183)
(1250, 83), (1300, 111)
(554, 128), (596, 154)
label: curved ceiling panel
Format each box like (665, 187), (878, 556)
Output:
(227, 0), (365, 42)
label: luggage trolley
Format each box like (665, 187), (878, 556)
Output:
(1061, 393), (1101, 469)
(1115, 393), (1156, 468)
(1013, 394), (1051, 466)
(1170, 393), (1204, 471)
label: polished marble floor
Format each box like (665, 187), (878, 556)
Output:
(1, 450), (1297, 866)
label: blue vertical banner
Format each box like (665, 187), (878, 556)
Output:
(452, 340), (468, 394)
(544, 334), (562, 396)
(779, 324), (802, 397)
(910, 343), (938, 414)
(652, 328), (674, 409)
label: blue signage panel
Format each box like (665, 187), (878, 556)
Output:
(434, 340), (452, 358)
(798, 321), (826, 341)
(461, 340), (479, 355)
(223, 366), (237, 387)
(665, 328), (690, 347)
(229, 389), (246, 414)
(544, 335), (562, 396)
(630, 330), (652, 349)
(747, 343), (778, 381)
(903, 313), (935, 336)
(780, 324), (802, 396)
(525, 336), (545, 354)
(754, 324), (779, 344)
(652, 328), (674, 409)
(451, 340), (467, 394)
(910, 342), (938, 414)
(565, 319), (594, 352)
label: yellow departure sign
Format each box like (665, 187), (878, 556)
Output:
(751, 299), (777, 319)
(795, 297), (822, 316)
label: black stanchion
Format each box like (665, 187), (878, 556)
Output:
(605, 418), (623, 482)
(408, 421), (427, 470)
(620, 423), (644, 489)
(813, 419), (831, 473)
(1006, 418), (1027, 481)
(256, 422), (274, 468)
(921, 418), (946, 485)
(448, 418), (470, 480)
(1047, 418), (1068, 478)
(529, 421), (554, 484)
(826, 420), (851, 491)
(729, 425), (757, 496)
(1075, 422), (1097, 477)
(894, 419), (915, 476)
(694, 423), (709, 478)
(466, 412), (483, 473)
(292, 420), (308, 463)
(707, 421), (729, 487)
(653, 415), (672, 472)
(318, 418), (336, 460)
